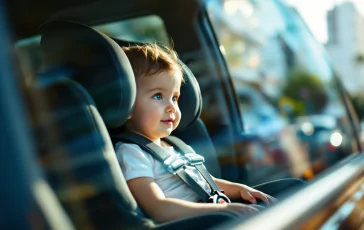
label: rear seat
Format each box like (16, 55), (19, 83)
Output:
(39, 22), (152, 229)
(39, 20), (238, 229)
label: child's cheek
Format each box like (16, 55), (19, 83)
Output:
(175, 110), (182, 127)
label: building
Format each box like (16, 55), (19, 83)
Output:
(325, 1), (364, 94)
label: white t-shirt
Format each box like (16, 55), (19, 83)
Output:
(115, 142), (211, 202)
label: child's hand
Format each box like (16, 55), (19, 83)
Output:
(238, 185), (277, 206)
(222, 203), (259, 216)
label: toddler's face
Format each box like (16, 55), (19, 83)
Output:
(127, 70), (182, 141)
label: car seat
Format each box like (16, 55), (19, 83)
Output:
(2, 80), (75, 230)
(39, 20), (238, 229)
(38, 27), (152, 230)
(1, 12), (74, 228)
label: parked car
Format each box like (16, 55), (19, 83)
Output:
(2, 0), (363, 229)
(295, 115), (353, 173)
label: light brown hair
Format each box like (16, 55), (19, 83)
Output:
(122, 43), (184, 82)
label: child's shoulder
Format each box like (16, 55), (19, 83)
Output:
(115, 142), (157, 161)
(115, 142), (145, 155)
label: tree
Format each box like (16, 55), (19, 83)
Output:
(282, 68), (328, 116)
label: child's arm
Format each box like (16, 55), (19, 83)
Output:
(128, 177), (258, 222)
(213, 177), (276, 205)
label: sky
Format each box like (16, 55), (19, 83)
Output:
(285, 0), (364, 43)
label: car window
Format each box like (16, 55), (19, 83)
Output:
(15, 15), (170, 78)
(94, 15), (170, 44)
(207, 0), (358, 183)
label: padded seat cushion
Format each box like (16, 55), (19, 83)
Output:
(40, 21), (136, 129)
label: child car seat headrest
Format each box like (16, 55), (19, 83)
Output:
(40, 20), (202, 131)
(40, 20), (136, 129)
(111, 38), (202, 131)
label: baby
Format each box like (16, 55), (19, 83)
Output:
(115, 44), (275, 223)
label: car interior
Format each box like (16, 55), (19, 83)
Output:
(3, 0), (364, 229)
(37, 19), (236, 229)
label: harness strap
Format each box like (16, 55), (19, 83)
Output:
(112, 133), (212, 202)
(163, 136), (231, 204)
(163, 136), (221, 193)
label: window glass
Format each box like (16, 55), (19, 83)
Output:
(207, 0), (357, 183)
(15, 15), (170, 77)
(94, 15), (170, 45)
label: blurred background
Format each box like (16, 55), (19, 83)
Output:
(288, 0), (364, 144)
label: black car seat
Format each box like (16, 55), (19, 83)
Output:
(39, 20), (238, 229)
(38, 33), (152, 230)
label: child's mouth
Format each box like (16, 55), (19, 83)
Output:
(161, 119), (174, 126)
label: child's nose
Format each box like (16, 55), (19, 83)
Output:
(166, 100), (176, 113)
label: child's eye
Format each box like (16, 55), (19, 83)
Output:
(172, 96), (179, 102)
(153, 93), (163, 100)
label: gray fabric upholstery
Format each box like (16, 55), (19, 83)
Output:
(175, 61), (203, 131)
(38, 76), (152, 229)
(40, 21), (136, 129)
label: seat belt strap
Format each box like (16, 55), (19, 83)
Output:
(163, 136), (221, 193)
(175, 171), (210, 201)
(162, 136), (230, 204)
(112, 133), (211, 202)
